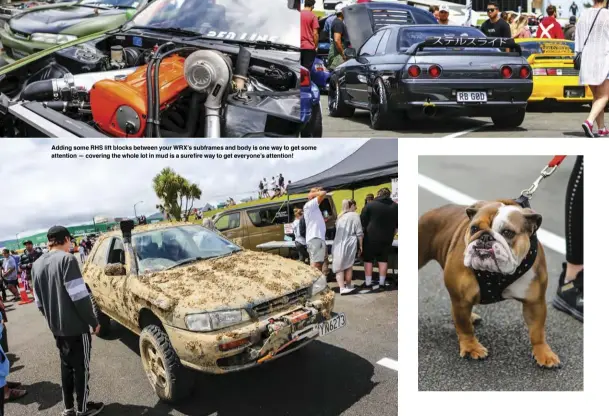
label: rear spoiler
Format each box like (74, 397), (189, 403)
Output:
(413, 37), (522, 55)
(528, 53), (575, 64)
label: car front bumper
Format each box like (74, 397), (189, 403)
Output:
(164, 288), (337, 374)
(300, 83), (320, 123)
(397, 79), (532, 116)
(528, 75), (593, 103)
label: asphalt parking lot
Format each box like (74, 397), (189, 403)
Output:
(320, 95), (594, 138)
(4, 276), (397, 416)
(418, 156), (583, 391)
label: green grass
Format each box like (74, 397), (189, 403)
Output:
(185, 183), (392, 223)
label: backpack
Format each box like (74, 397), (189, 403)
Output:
(299, 216), (306, 240)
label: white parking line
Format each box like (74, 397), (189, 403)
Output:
(418, 173), (566, 255)
(441, 124), (486, 139)
(377, 357), (398, 371)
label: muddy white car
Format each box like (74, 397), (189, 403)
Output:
(82, 220), (344, 402)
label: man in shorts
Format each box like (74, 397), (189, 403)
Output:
(360, 188), (398, 290)
(0, 250), (19, 301)
(304, 187), (329, 275)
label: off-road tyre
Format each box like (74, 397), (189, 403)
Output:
(370, 77), (398, 130)
(139, 325), (194, 403)
(90, 296), (111, 338)
(328, 75), (355, 118)
(491, 108), (526, 129)
(301, 102), (323, 137)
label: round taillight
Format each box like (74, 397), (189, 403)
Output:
(519, 66), (531, 79)
(408, 65), (421, 78)
(501, 66), (513, 78)
(429, 65), (441, 78)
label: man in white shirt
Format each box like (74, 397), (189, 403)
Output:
(438, 5), (458, 25)
(303, 187), (328, 273)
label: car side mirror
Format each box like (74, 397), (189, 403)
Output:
(104, 263), (126, 277)
(345, 48), (357, 60)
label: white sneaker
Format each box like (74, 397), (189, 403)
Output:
(340, 287), (356, 295)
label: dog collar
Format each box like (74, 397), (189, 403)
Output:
(473, 196), (538, 304)
(473, 233), (538, 304)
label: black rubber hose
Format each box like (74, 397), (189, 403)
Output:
(145, 42), (175, 137)
(235, 46), (251, 78)
(153, 47), (197, 137)
(21, 80), (54, 101)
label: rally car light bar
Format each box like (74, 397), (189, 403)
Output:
(415, 37), (522, 55)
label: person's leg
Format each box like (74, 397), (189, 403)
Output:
(1, 281), (6, 302)
(72, 333), (94, 414)
(553, 156), (583, 321)
(7, 283), (19, 300)
(55, 335), (76, 413)
(0, 385), (4, 416)
(378, 244), (392, 287)
(335, 271), (345, 289)
(593, 80), (609, 129)
(565, 155), (584, 280)
(344, 267), (353, 288)
(362, 238), (374, 286)
(585, 81), (609, 131)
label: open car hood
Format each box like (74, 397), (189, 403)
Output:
(342, 2), (437, 52)
(10, 5), (125, 34)
(130, 250), (322, 314)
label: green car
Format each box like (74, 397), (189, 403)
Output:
(0, 0), (149, 64)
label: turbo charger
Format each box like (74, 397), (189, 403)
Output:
(183, 50), (233, 138)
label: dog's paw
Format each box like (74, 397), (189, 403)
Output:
(532, 344), (561, 369)
(470, 312), (482, 325)
(459, 340), (488, 360)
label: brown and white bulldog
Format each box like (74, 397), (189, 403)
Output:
(418, 199), (560, 368)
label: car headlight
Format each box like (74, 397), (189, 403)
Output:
(184, 309), (250, 332)
(309, 275), (327, 297)
(31, 33), (77, 44)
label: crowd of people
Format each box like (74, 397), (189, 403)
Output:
(257, 174), (290, 200)
(292, 188), (398, 296)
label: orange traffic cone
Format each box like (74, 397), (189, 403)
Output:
(18, 276), (33, 305)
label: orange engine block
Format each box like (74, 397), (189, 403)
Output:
(90, 55), (189, 137)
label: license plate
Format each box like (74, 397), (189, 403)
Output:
(318, 313), (346, 337)
(456, 91), (487, 103)
(564, 87), (585, 98)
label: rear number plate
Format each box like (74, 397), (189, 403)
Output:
(318, 313), (346, 337)
(564, 87), (585, 98)
(457, 91), (487, 103)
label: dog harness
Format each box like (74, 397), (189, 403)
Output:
(473, 197), (539, 304)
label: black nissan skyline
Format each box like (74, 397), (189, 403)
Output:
(328, 22), (534, 130)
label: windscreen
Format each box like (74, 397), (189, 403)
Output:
(132, 225), (241, 273)
(126, 0), (299, 47)
(399, 26), (486, 50)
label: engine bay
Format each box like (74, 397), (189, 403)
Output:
(0, 34), (301, 137)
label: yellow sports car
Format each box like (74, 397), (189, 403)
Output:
(515, 38), (592, 104)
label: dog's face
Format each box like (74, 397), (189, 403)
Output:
(463, 201), (541, 275)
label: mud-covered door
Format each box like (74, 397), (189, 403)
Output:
(215, 211), (248, 248)
(95, 237), (130, 321)
(244, 204), (289, 255)
(83, 237), (113, 312)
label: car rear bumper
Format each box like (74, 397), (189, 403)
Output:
(396, 79), (531, 115)
(166, 288), (337, 374)
(528, 76), (593, 102)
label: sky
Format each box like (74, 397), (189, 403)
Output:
(0, 138), (367, 242)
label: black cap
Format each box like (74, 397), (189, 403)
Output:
(23, 240), (33, 245)
(47, 226), (72, 244)
(569, 16), (576, 24)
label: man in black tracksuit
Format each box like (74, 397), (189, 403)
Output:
(32, 226), (104, 416)
(360, 188), (398, 290)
